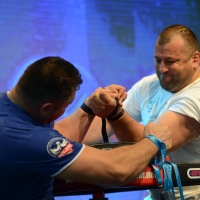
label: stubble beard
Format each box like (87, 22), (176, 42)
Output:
(156, 72), (175, 93)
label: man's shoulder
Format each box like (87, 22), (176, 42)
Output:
(189, 78), (200, 88)
(179, 78), (200, 94)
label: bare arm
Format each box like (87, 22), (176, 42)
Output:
(82, 116), (106, 144)
(110, 110), (200, 154)
(83, 112), (144, 145)
(54, 84), (127, 143)
(56, 123), (172, 187)
(153, 110), (200, 153)
(83, 108), (154, 144)
(108, 111), (144, 142)
(54, 108), (95, 143)
(82, 85), (127, 144)
(86, 87), (200, 153)
(109, 108), (200, 153)
(85, 87), (144, 144)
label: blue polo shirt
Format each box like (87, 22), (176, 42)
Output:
(0, 92), (84, 199)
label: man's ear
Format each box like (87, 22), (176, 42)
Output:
(192, 51), (200, 69)
(40, 103), (54, 117)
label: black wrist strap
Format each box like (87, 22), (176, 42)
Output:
(106, 98), (124, 121)
(102, 109), (125, 143)
(102, 99), (125, 143)
(106, 98), (119, 118)
(80, 99), (125, 143)
(80, 102), (95, 115)
(107, 108), (124, 121)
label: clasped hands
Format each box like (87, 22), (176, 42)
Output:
(86, 84), (127, 118)
(84, 84), (172, 150)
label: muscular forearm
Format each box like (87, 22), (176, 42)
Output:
(83, 110), (145, 144)
(83, 116), (106, 144)
(106, 138), (158, 186)
(54, 108), (95, 142)
(57, 138), (158, 187)
(109, 110), (144, 142)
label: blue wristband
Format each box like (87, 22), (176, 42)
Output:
(145, 134), (166, 186)
(145, 134), (184, 200)
(145, 134), (166, 163)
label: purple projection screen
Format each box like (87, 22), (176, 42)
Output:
(0, 0), (200, 199)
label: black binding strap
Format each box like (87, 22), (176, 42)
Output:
(81, 99), (124, 143)
(102, 98), (120, 143)
(106, 98), (119, 119)
(107, 108), (124, 121)
(101, 118), (109, 143)
(80, 102), (95, 115)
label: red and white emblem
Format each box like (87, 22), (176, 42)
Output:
(47, 137), (73, 157)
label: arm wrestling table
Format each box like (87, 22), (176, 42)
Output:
(53, 163), (200, 200)
(53, 142), (200, 200)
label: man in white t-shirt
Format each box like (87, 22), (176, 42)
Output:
(85, 24), (200, 200)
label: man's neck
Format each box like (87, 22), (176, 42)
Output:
(8, 88), (46, 124)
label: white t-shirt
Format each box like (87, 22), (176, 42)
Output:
(123, 74), (200, 200)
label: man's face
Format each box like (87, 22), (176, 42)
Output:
(154, 36), (195, 93)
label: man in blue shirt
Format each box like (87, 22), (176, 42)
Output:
(0, 56), (171, 199)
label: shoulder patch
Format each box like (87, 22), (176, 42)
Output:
(47, 137), (73, 158)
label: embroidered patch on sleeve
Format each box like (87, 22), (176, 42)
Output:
(47, 137), (73, 157)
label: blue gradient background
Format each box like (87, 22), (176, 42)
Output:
(0, 0), (200, 199)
